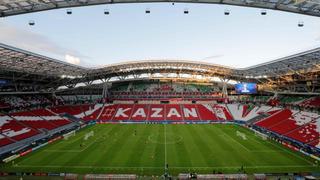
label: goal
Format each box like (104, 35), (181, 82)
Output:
(84, 131), (94, 141)
(236, 131), (247, 140)
(63, 130), (76, 140)
(254, 130), (268, 140)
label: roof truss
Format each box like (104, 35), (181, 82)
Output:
(0, 0), (320, 17)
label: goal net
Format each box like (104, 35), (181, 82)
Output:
(254, 130), (268, 140)
(84, 131), (94, 141)
(236, 131), (247, 140)
(63, 130), (76, 140)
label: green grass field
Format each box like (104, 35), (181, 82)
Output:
(1, 124), (319, 175)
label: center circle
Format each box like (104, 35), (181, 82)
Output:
(148, 133), (183, 144)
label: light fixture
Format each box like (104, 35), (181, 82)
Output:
(28, 20), (35, 26)
(104, 9), (109, 15)
(261, 10), (267, 15)
(66, 9), (72, 15)
(298, 21), (304, 27)
(184, 8), (189, 14)
(224, 9), (230, 15)
(145, 8), (150, 14)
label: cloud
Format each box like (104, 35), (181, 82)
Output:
(201, 54), (224, 60)
(65, 54), (81, 65)
(0, 23), (90, 66)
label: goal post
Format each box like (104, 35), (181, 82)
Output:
(253, 130), (268, 140)
(236, 131), (247, 140)
(63, 130), (76, 140)
(84, 131), (94, 141)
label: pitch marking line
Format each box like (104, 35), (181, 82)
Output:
(263, 140), (314, 165)
(44, 138), (98, 153)
(218, 131), (250, 152)
(147, 134), (183, 144)
(164, 124), (167, 170)
(15, 164), (316, 169)
(44, 128), (109, 153)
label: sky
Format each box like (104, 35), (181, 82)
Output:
(0, 3), (320, 68)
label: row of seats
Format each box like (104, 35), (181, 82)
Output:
(0, 134), (14, 147)
(80, 104), (235, 121)
(255, 109), (320, 149)
(50, 104), (93, 115)
(1, 102), (319, 150)
(111, 91), (220, 96)
(0, 95), (52, 109)
(0, 108), (73, 147)
(112, 83), (217, 93)
(88, 102), (319, 149)
(0, 115), (40, 144)
(77, 103), (320, 150)
(300, 97), (320, 107)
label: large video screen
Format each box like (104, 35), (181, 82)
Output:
(235, 83), (257, 94)
(0, 80), (8, 86)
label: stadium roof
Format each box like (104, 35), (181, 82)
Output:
(1, 42), (320, 90)
(0, 43), (87, 77)
(0, 0), (320, 17)
(240, 47), (320, 77)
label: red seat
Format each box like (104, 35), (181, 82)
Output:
(130, 104), (149, 121)
(255, 109), (292, 128)
(165, 104), (184, 121)
(112, 104), (134, 121)
(0, 136), (13, 147)
(98, 105), (118, 121)
(196, 104), (218, 120)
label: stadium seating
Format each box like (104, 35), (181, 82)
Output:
(112, 104), (134, 121)
(300, 97), (320, 107)
(226, 104), (273, 121)
(130, 104), (149, 121)
(50, 104), (92, 115)
(94, 104), (230, 121)
(99, 104), (118, 121)
(285, 119), (320, 145)
(82, 104), (104, 121)
(165, 104), (184, 121)
(279, 96), (306, 104)
(182, 104), (202, 121)
(1, 97), (320, 151)
(255, 109), (293, 128)
(147, 104), (167, 121)
(0, 101), (10, 109)
(109, 82), (221, 101)
(2, 96), (29, 108)
(227, 104), (244, 120)
(195, 104), (218, 120)
(254, 109), (320, 148)
(0, 134), (14, 147)
(0, 114), (39, 144)
(114, 82), (216, 93)
(9, 109), (71, 131)
(0, 95), (52, 109)
(212, 104), (233, 120)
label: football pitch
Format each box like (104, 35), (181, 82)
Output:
(1, 124), (319, 175)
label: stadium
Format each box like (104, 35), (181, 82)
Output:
(0, 0), (320, 179)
